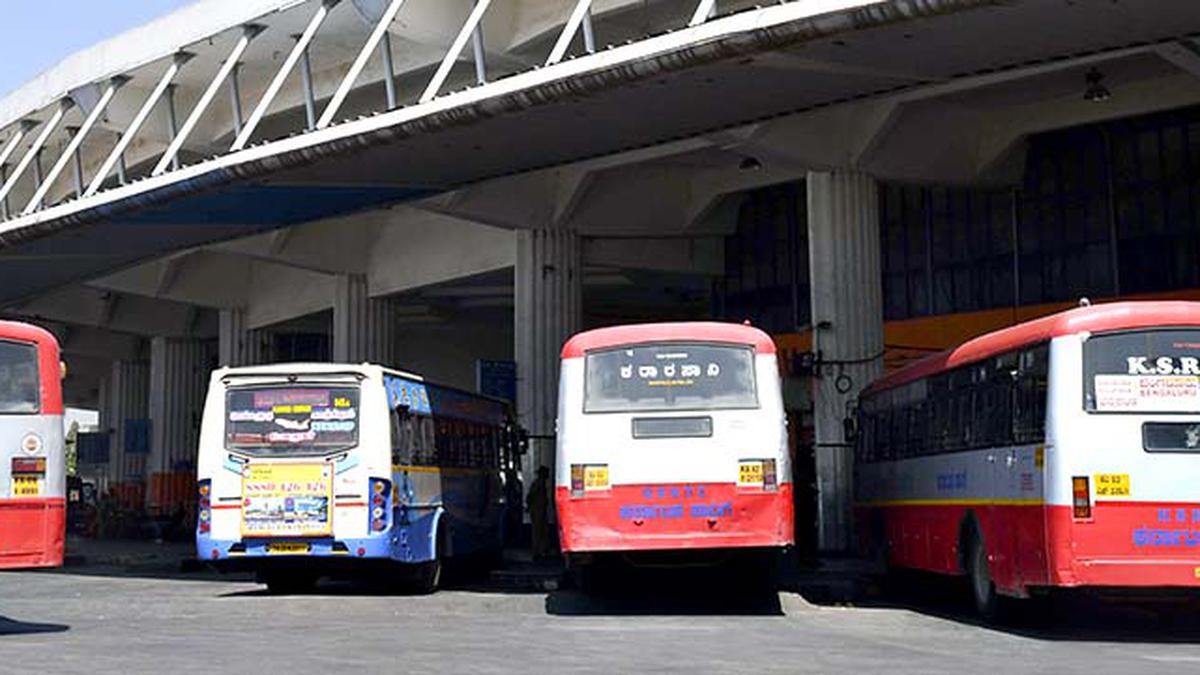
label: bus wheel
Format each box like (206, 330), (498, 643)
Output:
(966, 532), (1001, 621)
(262, 571), (317, 595)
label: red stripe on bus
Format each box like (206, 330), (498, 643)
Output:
(858, 500), (1200, 595)
(561, 322), (776, 359)
(0, 497), (65, 569)
(556, 483), (793, 553)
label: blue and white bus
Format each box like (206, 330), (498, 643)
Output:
(196, 363), (521, 593)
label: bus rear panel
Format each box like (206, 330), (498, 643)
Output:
(556, 323), (793, 560)
(197, 364), (512, 589)
(0, 322), (65, 570)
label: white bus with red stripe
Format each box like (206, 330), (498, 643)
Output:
(854, 301), (1200, 618)
(0, 320), (65, 569)
(556, 322), (793, 582)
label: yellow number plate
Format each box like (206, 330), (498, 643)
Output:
(738, 461), (763, 486)
(1094, 473), (1131, 498)
(11, 475), (39, 497)
(584, 465), (609, 491)
(266, 542), (312, 555)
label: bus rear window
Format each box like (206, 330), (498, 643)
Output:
(0, 340), (39, 414)
(1084, 329), (1200, 413)
(226, 386), (359, 455)
(584, 343), (757, 413)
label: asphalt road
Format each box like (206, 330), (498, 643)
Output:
(4, 566), (1200, 674)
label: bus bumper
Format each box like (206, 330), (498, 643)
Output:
(556, 483), (794, 553)
(197, 510), (440, 566)
(0, 497), (65, 569)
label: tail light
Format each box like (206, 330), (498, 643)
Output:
(197, 479), (212, 534)
(1072, 476), (1091, 520)
(369, 478), (391, 533)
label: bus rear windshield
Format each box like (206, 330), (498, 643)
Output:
(584, 343), (758, 413)
(226, 386), (359, 455)
(1085, 329), (1200, 413)
(0, 340), (39, 414)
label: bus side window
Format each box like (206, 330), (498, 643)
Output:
(390, 407), (403, 465)
(1014, 344), (1049, 444)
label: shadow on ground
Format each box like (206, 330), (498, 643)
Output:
(545, 566), (785, 616)
(834, 569), (1200, 644)
(0, 616), (69, 636)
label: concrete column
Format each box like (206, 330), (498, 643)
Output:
(515, 227), (582, 489)
(103, 359), (150, 504)
(333, 274), (395, 363)
(807, 170), (884, 552)
(148, 337), (211, 516)
(219, 308), (270, 366)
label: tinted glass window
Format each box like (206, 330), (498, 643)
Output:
(226, 386), (359, 456)
(1084, 329), (1200, 413)
(1143, 422), (1200, 453)
(584, 343), (758, 413)
(0, 340), (39, 414)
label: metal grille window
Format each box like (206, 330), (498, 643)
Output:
(717, 183), (808, 332)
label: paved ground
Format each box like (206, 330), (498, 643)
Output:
(5, 558), (1200, 675)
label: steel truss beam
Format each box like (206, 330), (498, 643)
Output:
(418, 0), (494, 104)
(154, 25), (263, 175)
(0, 101), (71, 208)
(86, 53), (192, 196)
(24, 78), (125, 214)
(318, 0), (407, 129)
(232, 1), (338, 151)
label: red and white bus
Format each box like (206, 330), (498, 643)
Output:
(556, 322), (793, 585)
(854, 301), (1200, 618)
(0, 320), (65, 569)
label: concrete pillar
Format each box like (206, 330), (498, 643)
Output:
(148, 337), (211, 516)
(102, 359), (150, 505)
(807, 170), (884, 552)
(218, 308), (270, 366)
(515, 227), (582, 489)
(333, 274), (395, 363)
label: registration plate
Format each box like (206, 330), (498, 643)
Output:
(738, 460), (763, 487)
(584, 465), (609, 491)
(11, 475), (39, 497)
(266, 542), (312, 555)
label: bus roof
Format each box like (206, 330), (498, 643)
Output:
(0, 319), (62, 415)
(561, 322), (776, 359)
(214, 362), (423, 382)
(864, 301), (1200, 396)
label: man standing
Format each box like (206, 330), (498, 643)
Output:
(526, 466), (554, 559)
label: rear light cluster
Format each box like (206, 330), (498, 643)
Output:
(1072, 476), (1091, 520)
(197, 480), (212, 534)
(370, 478), (392, 533)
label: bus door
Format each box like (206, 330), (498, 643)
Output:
(1005, 346), (1049, 587)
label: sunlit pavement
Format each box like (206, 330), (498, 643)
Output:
(5, 562), (1200, 674)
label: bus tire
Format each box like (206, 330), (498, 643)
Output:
(965, 529), (1002, 622)
(262, 571), (317, 595)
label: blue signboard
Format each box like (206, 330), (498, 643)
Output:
(476, 359), (516, 404)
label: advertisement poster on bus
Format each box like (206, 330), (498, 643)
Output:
(241, 463), (333, 537)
